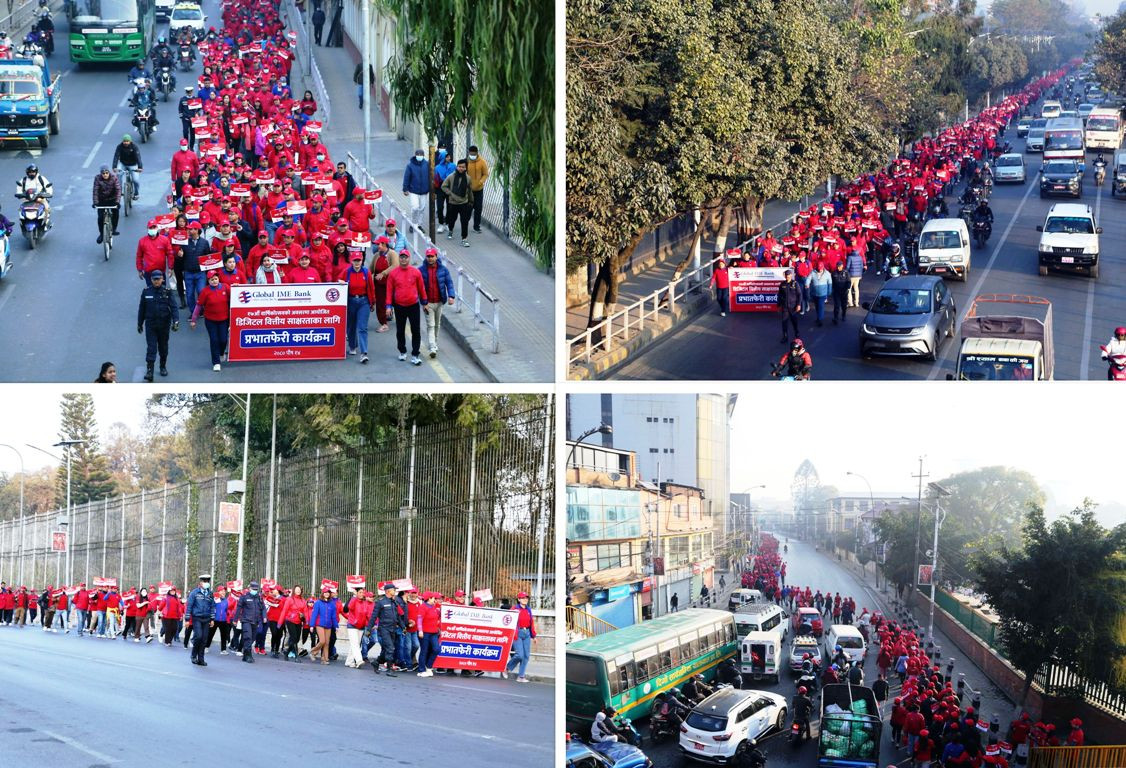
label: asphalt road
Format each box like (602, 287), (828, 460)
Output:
(613, 107), (1125, 381)
(0, 5), (485, 383)
(0, 624), (552, 767)
(622, 535), (1013, 768)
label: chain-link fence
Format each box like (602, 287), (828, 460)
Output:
(0, 403), (556, 611)
(450, 128), (531, 257)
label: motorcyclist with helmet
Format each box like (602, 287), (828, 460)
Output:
(774, 339), (812, 379)
(682, 674), (714, 704)
(822, 662), (841, 686)
(972, 198), (994, 243)
(34, 10), (53, 55)
(1101, 327), (1126, 379)
(16, 163), (52, 222)
(150, 35), (174, 69)
(129, 80), (160, 132)
(591, 705), (624, 743)
(651, 692), (687, 735)
(717, 657), (742, 688)
(17, 33), (43, 63)
(791, 686), (814, 742)
(129, 58), (152, 82)
(882, 242), (909, 277)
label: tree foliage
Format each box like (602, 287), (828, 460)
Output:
(971, 503), (1126, 705)
(0, 468), (57, 522)
(378, 0), (554, 268)
(1096, 11), (1126, 97)
(56, 393), (117, 507)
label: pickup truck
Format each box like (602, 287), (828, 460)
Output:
(155, 0), (175, 20)
(0, 58), (61, 148)
(819, 684), (881, 768)
(947, 294), (1053, 381)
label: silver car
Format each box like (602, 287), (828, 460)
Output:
(993, 153), (1026, 183)
(1026, 127), (1046, 153)
(859, 276), (957, 361)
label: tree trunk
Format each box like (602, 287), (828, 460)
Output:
(586, 232), (645, 344)
(711, 205), (734, 261)
(1014, 663), (1040, 719)
(670, 203), (715, 279)
(747, 195), (767, 235)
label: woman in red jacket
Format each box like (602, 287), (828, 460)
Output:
(265, 585), (285, 658)
(190, 271), (232, 371)
(416, 591), (442, 677)
(280, 585), (306, 662)
(160, 588), (184, 646)
(709, 259), (730, 317)
(123, 590), (141, 641)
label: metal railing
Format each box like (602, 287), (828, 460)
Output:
(0, 0), (48, 34)
(0, 403), (555, 609)
(346, 151), (501, 353)
(566, 605), (618, 639)
(281, 0), (330, 128)
(1032, 663), (1126, 720)
(1029, 746), (1126, 768)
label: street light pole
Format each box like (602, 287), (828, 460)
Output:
(565, 424), (613, 482)
(846, 471), (874, 556)
(0, 444), (25, 585)
(926, 482), (951, 641)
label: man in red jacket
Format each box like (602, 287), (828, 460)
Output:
(385, 249), (427, 365)
(171, 139), (200, 180)
(73, 583), (90, 636)
(136, 220), (174, 285)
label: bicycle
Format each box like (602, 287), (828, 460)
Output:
(96, 205), (117, 261)
(117, 167), (137, 217)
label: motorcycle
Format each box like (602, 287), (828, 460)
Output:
(771, 362), (809, 381)
(734, 739), (767, 768)
(177, 44), (194, 71)
(133, 105), (153, 143)
(960, 203), (976, 230)
(1095, 158), (1107, 187)
(1100, 346), (1126, 380)
(0, 226), (11, 282)
(15, 192), (49, 249)
(796, 672), (818, 694)
(973, 219), (991, 249)
(611, 714), (642, 747)
(156, 66), (174, 101)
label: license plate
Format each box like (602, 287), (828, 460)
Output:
(6, 129), (16, 135)
(934, 267), (946, 273)
(692, 742), (705, 750)
(1053, 184), (1066, 189)
(1061, 256), (1074, 263)
(100, 46), (113, 52)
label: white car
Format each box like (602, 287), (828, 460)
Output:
(1036, 203), (1101, 278)
(993, 153), (1026, 183)
(169, 3), (206, 39)
(680, 688), (787, 764)
(1026, 127), (1046, 153)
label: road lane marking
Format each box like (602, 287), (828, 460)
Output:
(82, 141), (102, 169)
(118, 90), (131, 109)
(1079, 180), (1103, 380)
(37, 729), (120, 764)
(0, 283), (14, 314)
(927, 176), (1040, 380)
(102, 112), (119, 135)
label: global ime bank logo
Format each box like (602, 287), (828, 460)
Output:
(325, 287), (340, 302)
(237, 290), (254, 304)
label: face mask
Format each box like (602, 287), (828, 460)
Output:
(316, 154), (325, 161)
(147, 228), (158, 236)
(249, 589), (258, 595)
(414, 155), (423, 162)
(468, 154), (478, 160)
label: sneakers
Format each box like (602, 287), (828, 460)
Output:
(461, 240), (470, 248)
(720, 312), (726, 317)
(146, 635), (153, 643)
(360, 354), (368, 364)
(417, 669), (433, 677)
(410, 356), (421, 366)
(398, 352), (407, 361)
(96, 233), (103, 244)
(517, 676), (530, 683)
(436, 224), (445, 233)
(133, 637), (140, 643)
(349, 348), (357, 355)
(500, 670), (508, 679)
(212, 364), (221, 371)
(159, 365), (168, 377)
(446, 232), (453, 240)
(220, 649), (228, 655)
(288, 651), (296, 660)
(429, 346), (437, 359)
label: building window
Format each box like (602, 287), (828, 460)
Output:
(668, 448), (675, 454)
(649, 448), (658, 453)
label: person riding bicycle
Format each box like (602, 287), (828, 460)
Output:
(591, 705), (624, 743)
(775, 339), (812, 379)
(16, 164), (52, 221)
(791, 686), (814, 741)
(92, 165), (121, 245)
(112, 134), (144, 200)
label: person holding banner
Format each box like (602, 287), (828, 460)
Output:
(502, 591), (536, 683)
(254, 252), (286, 284)
(415, 591), (442, 677)
(709, 259), (730, 317)
(343, 587), (373, 668)
(281, 585), (306, 661)
(207, 584), (231, 654)
(340, 250), (376, 364)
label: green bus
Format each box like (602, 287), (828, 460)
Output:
(566, 608), (738, 731)
(67, 0), (155, 64)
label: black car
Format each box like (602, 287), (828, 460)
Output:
(1039, 160), (1083, 199)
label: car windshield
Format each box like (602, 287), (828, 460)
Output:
(1028, 129), (1045, 139)
(173, 6), (201, 18)
(0, 77), (42, 98)
(997, 156), (1022, 167)
(919, 230), (961, 249)
(73, 0), (138, 22)
(871, 289), (932, 315)
(1045, 130), (1083, 150)
(1086, 117), (1119, 132)
(686, 712), (728, 733)
(1030, 119), (1048, 129)
(1044, 216), (1094, 234)
(837, 636), (864, 649)
(1043, 162), (1077, 175)
(959, 355), (1035, 381)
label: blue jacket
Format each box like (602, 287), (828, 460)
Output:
(845, 251), (865, 277)
(810, 269), (832, 298)
(309, 597), (339, 629)
(186, 586), (214, 619)
(418, 258), (456, 303)
(213, 594), (229, 622)
(434, 153), (456, 184)
(402, 156), (431, 195)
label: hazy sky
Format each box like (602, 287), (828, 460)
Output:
(729, 384), (1124, 528)
(0, 389), (154, 474)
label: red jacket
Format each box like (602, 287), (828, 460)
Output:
(342, 199), (374, 232)
(904, 711), (926, 735)
(265, 594), (284, 624)
(171, 149), (200, 180)
(135, 234), (174, 274)
(386, 266), (427, 307)
(73, 589), (90, 610)
(344, 597), (373, 629)
(342, 266), (375, 304)
(105, 592), (121, 611)
(281, 595), (306, 625)
(93, 591), (108, 611)
(418, 602), (441, 633)
(161, 595), (184, 619)
(284, 265), (321, 283)
(217, 264), (248, 287)
(193, 281), (231, 322)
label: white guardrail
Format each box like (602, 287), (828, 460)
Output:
(281, 0), (330, 129)
(1, 0), (51, 35)
(346, 151), (501, 353)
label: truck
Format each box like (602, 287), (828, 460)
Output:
(946, 294), (1053, 381)
(0, 58), (61, 149)
(818, 683), (882, 768)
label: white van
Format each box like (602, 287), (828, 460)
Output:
(740, 631), (782, 683)
(916, 217), (971, 281)
(825, 624), (867, 664)
(1042, 100), (1062, 119)
(733, 603), (787, 642)
(727, 588), (763, 611)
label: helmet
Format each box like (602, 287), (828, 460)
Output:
(791, 339), (804, 351)
(798, 686), (808, 694)
(137, 59), (145, 67)
(1115, 326), (1126, 338)
(835, 645), (842, 651)
(891, 242), (902, 251)
(25, 164), (37, 175)
(802, 653), (811, 660)
(158, 35), (165, 44)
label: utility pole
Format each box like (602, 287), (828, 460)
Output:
(911, 456), (929, 611)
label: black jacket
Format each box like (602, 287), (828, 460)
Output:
(138, 285), (179, 327)
(179, 236), (210, 272)
(367, 596), (405, 632)
(113, 141), (143, 169)
(235, 592), (266, 626)
(830, 267), (850, 293)
(777, 280), (801, 313)
(92, 173), (120, 206)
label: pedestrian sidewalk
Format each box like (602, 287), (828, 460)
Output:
(565, 188), (829, 340)
(290, 19), (553, 383)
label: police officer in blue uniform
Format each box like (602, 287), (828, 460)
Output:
(185, 573), (214, 666)
(137, 269), (179, 382)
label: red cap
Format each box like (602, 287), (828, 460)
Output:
(147, 218), (158, 228)
(1070, 718), (1081, 727)
(375, 235), (390, 245)
(425, 247), (438, 256)
(516, 592), (528, 599)
(385, 218), (396, 227)
(363, 590), (374, 598)
(455, 589), (465, 597)
(180, 138), (189, 147)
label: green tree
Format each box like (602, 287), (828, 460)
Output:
(0, 467), (58, 521)
(378, 0), (553, 268)
(971, 503), (1126, 708)
(56, 393), (117, 506)
(1096, 11), (1126, 96)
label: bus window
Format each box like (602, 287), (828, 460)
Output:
(680, 632), (698, 660)
(606, 661), (620, 696)
(725, 622), (736, 642)
(762, 614), (780, 632)
(634, 648), (656, 682)
(567, 654), (600, 686)
(617, 660), (636, 693)
(659, 639), (679, 672)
